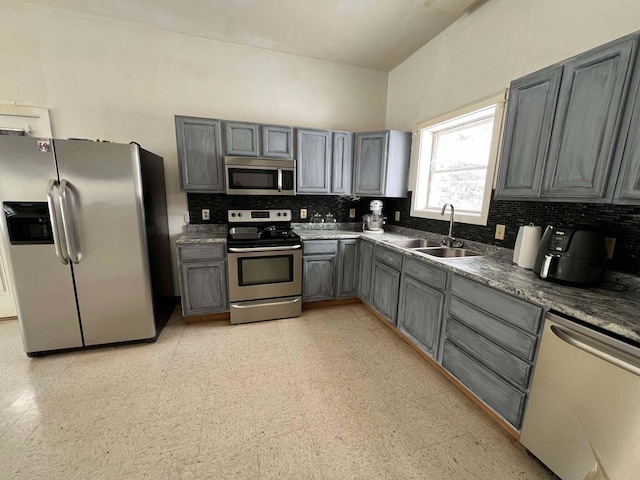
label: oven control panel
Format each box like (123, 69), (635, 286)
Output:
(228, 209), (292, 222)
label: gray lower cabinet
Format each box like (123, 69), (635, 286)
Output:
(175, 116), (225, 192)
(303, 255), (336, 301)
(542, 36), (638, 201)
(357, 240), (374, 302)
(439, 274), (543, 430)
(495, 65), (563, 199)
(261, 125), (294, 159)
(370, 246), (402, 325)
(353, 131), (411, 197)
(224, 121), (259, 156)
(336, 239), (358, 298)
(396, 256), (446, 359)
(297, 129), (332, 194)
(177, 244), (228, 316)
(332, 131), (353, 195)
(302, 239), (358, 301)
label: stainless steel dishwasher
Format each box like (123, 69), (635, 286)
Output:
(520, 311), (640, 480)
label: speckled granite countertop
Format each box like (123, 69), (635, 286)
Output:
(298, 227), (640, 344)
(177, 224), (640, 343)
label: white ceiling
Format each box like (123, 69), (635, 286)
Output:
(16, 0), (480, 71)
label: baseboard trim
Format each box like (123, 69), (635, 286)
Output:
(185, 311), (230, 324)
(0, 316), (17, 322)
(303, 298), (361, 309)
(362, 303), (520, 440)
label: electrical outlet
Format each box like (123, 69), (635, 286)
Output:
(605, 237), (616, 260)
(300, 208), (307, 219)
(201, 208), (210, 221)
(395, 211), (400, 222)
(349, 208), (356, 219)
(495, 224), (506, 240)
(183, 212), (190, 224)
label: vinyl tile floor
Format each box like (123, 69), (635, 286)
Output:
(0, 305), (553, 479)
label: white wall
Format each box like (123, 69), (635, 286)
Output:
(0, 0), (388, 293)
(386, 0), (640, 131)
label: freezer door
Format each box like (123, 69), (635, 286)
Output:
(0, 136), (82, 353)
(54, 140), (156, 345)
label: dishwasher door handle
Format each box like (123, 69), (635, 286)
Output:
(551, 325), (640, 378)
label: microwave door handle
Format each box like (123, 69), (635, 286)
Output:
(59, 180), (81, 264)
(46, 179), (69, 265)
(277, 169), (283, 192)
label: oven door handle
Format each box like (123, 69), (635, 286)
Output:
(231, 297), (301, 309)
(229, 245), (301, 253)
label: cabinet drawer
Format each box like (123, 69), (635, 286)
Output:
(450, 275), (542, 334)
(442, 341), (526, 429)
(448, 297), (537, 361)
(178, 244), (226, 263)
(402, 256), (447, 291)
(374, 246), (402, 270)
(303, 240), (337, 255)
(445, 318), (532, 389)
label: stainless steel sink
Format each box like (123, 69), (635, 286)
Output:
(415, 247), (483, 258)
(392, 238), (440, 248)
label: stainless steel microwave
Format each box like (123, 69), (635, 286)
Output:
(224, 157), (296, 196)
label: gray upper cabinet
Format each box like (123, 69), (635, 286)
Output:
(542, 36), (638, 201)
(336, 239), (358, 298)
(332, 131), (353, 195)
(495, 65), (563, 199)
(175, 116), (225, 192)
(224, 122), (259, 156)
(353, 130), (411, 197)
(261, 125), (294, 159)
(614, 55), (640, 203)
(296, 129), (332, 194)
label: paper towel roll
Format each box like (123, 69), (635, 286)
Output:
(516, 225), (542, 269)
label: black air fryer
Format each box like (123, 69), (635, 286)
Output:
(533, 226), (606, 286)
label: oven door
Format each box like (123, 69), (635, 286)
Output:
(227, 245), (302, 301)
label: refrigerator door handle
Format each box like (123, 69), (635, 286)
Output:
(46, 179), (69, 265)
(59, 179), (81, 264)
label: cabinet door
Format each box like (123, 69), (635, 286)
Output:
(542, 37), (638, 201)
(397, 274), (444, 358)
(353, 132), (389, 196)
(261, 125), (293, 159)
(337, 239), (358, 298)
(296, 129), (332, 194)
(357, 240), (374, 302)
(495, 65), (563, 198)
(332, 131), (353, 195)
(175, 116), (225, 192)
(370, 261), (401, 325)
(224, 122), (258, 156)
(303, 255), (336, 301)
(614, 67), (640, 203)
(180, 261), (228, 316)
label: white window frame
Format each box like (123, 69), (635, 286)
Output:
(410, 91), (507, 226)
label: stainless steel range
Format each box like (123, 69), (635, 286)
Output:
(227, 209), (302, 324)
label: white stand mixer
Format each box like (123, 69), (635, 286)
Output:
(362, 200), (385, 234)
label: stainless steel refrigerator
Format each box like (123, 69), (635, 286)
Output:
(0, 136), (174, 356)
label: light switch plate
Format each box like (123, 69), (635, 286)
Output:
(605, 237), (616, 260)
(395, 211), (400, 222)
(202, 209), (210, 221)
(495, 224), (505, 240)
(349, 208), (356, 219)
(300, 208), (308, 219)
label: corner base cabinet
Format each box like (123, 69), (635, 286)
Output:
(177, 244), (228, 316)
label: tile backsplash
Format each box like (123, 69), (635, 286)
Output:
(188, 191), (640, 273)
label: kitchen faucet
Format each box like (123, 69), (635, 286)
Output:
(440, 203), (463, 247)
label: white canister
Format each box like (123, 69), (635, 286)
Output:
(513, 224), (542, 270)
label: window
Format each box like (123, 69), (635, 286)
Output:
(411, 92), (506, 225)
